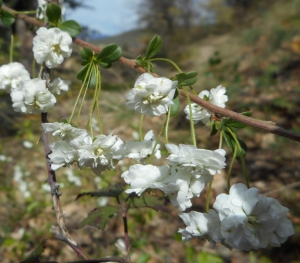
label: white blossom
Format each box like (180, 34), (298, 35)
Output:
(184, 85), (228, 124)
(178, 209), (222, 247)
(78, 132), (124, 175)
(0, 62), (30, 93)
(11, 78), (56, 114)
(42, 122), (92, 148)
(49, 78), (70, 95)
(121, 164), (173, 196)
(49, 141), (78, 170)
(125, 73), (177, 117)
(33, 27), (72, 68)
(166, 144), (226, 176)
(213, 183), (295, 250)
(124, 130), (161, 163)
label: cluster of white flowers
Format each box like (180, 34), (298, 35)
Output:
(121, 143), (226, 211)
(43, 122), (126, 175)
(125, 73), (178, 117)
(179, 183), (295, 250)
(123, 73), (226, 210)
(122, 73), (294, 251)
(0, 28), (72, 114)
(184, 85), (228, 124)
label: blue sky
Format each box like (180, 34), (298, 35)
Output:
(65, 0), (141, 36)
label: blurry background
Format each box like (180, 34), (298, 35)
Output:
(1, 0), (300, 262)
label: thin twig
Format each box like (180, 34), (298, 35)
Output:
(40, 69), (88, 260)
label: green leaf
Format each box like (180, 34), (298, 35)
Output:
(145, 35), (162, 59)
(223, 130), (234, 154)
(76, 186), (124, 200)
(169, 97), (180, 117)
(210, 122), (218, 136)
(58, 20), (82, 37)
(77, 63), (90, 81)
(1, 10), (15, 26)
(46, 3), (61, 25)
(79, 47), (93, 61)
(222, 118), (247, 129)
(19, 239), (47, 263)
(175, 71), (198, 86)
(127, 193), (168, 212)
(241, 111), (252, 117)
(223, 130), (247, 159)
(136, 55), (143, 66)
(237, 138), (247, 158)
(74, 206), (118, 230)
(95, 44), (122, 68)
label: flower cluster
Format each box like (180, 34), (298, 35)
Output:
(121, 144), (226, 211)
(125, 73), (178, 117)
(179, 183), (295, 250)
(43, 122), (125, 175)
(184, 85), (228, 124)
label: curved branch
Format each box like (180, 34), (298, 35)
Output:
(3, 5), (300, 142)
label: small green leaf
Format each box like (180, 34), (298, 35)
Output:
(95, 44), (122, 68)
(74, 206), (118, 230)
(241, 111), (252, 117)
(19, 239), (47, 263)
(136, 55), (143, 66)
(145, 35), (162, 59)
(223, 130), (247, 159)
(58, 20), (82, 37)
(127, 193), (168, 212)
(76, 186), (124, 200)
(237, 138), (247, 158)
(223, 130), (234, 154)
(46, 3), (61, 25)
(77, 63), (97, 88)
(227, 121), (247, 129)
(210, 122), (218, 136)
(80, 47), (93, 61)
(222, 118), (247, 129)
(1, 10), (15, 26)
(175, 71), (198, 86)
(169, 97), (180, 117)
(77, 64), (90, 81)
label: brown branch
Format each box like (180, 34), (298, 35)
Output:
(3, 4), (300, 143)
(40, 69), (89, 260)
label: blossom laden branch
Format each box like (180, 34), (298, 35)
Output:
(2, 4), (299, 142)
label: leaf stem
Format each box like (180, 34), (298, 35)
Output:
(226, 128), (250, 188)
(149, 58), (182, 73)
(183, 87), (196, 147)
(9, 28), (13, 62)
(139, 114), (144, 141)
